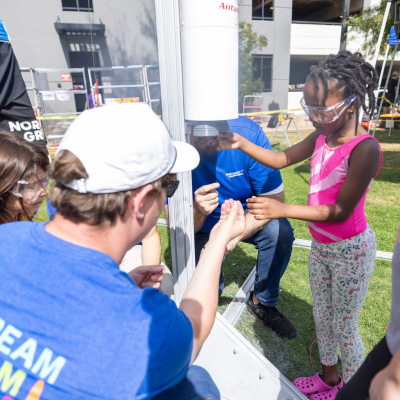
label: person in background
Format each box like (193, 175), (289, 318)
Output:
(0, 103), (246, 399)
(0, 132), (49, 224)
(85, 92), (94, 110)
(217, 50), (382, 398)
(0, 18), (48, 154)
(336, 222), (400, 399)
(382, 71), (399, 114)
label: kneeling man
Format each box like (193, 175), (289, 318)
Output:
(168, 116), (296, 339)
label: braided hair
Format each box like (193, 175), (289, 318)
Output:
(307, 50), (378, 134)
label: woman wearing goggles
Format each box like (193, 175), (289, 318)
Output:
(0, 132), (50, 224)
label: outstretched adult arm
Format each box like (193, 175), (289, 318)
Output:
(246, 139), (380, 222)
(179, 200), (245, 364)
(217, 130), (319, 169)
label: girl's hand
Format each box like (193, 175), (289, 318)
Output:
(216, 132), (245, 151)
(246, 196), (286, 220)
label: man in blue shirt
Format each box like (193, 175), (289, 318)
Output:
(187, 116), (296, 339)
(0, 104), (247, 399)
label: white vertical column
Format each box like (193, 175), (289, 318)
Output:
(155, 0), (196, 305)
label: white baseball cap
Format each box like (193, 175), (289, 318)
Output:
(56, 103), (200, 194)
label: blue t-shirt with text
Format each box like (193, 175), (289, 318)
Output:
(0, 222), (193, 399)
(192, 116), (282, 233)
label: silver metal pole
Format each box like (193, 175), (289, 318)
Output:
(371, 2), (391, 68)
(369, 44), (390, 134)
(377, 44), (390, 91)
(373, 35), (400, 137)
(340, 0), (350, 50)
(155, 0), (196, 305)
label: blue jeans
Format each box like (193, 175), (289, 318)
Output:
(152, 366), (220, 400)
(194, 218), (294, 306)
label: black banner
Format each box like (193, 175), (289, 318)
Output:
(0, 41), (48, 154)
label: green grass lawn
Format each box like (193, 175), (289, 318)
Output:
(39, 128), (399, 382)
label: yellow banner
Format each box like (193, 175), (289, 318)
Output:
(239, 108), (302, 116)
(37, 115), (78, 120)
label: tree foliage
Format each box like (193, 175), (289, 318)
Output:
(239, 21), (268, 98)
(347, 0), (393, 58)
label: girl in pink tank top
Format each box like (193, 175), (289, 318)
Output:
(218, 50), (383, 397)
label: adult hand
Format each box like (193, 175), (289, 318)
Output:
(194, 183), (220, 216)
(128, 265), (165, 289)
(208, 199), (245, 255)
(247, 196), (285, 220)
(370, 367), (400, 400)
(216, 132), (244, 151)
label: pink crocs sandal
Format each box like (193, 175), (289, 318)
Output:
(309, 386), (341, 400)
(292, 374), (343, 398)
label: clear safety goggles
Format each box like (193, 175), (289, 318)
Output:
(300, 94), (356, 123)
(10, 171), (49, 199)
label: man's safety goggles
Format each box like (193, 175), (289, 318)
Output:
(300, 94), (356, 124)
(162, 179), (180, 198)
(10, 172), (49, 199)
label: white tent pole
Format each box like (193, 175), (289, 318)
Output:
(369, 44), (390, 134)
(371, 2), (391, 68)
(377, 44), (390, 90)
(372, 34), (400, 137)
(154, 0), (196, 305)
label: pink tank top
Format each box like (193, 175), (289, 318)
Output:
(307, 134), (383, 244)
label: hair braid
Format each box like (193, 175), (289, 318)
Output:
(307, 50), (378, 134)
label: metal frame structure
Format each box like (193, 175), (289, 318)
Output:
(155, 0), (196, 305)
(87, 65), (160, 110)
(154, 0), (305, 398)
(35, 67), (88, 141)
(243, 95), (263, 124)
(372, 5), (400, 137)
(269, 113), (303, 147)
(20, 67), (41, 115)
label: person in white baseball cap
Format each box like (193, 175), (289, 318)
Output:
(0, 102), (246, 400)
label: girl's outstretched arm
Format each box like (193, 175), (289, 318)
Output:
(247, 138), (380, 222)
(217, 130), (319, 170)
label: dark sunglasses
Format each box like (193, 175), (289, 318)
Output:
(162, 179), (180, 198)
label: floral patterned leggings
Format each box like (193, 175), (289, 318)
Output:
(308, 226), (377, 383)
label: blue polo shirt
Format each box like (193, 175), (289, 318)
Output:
(0, 222), (193, 399)
(193, 116), (283, 233)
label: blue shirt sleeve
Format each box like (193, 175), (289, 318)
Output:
(138, 289), (193, 398)
(46, 199), (57, 220)
(248, 126), (283, 195)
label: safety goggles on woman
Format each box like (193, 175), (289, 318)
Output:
(300, 94), (356, 124)
(10, 171), (49, 199)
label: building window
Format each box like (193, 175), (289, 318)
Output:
(252, 0), (273, 21)
(70, 43), (100, 52)
(62, 0), (94, 12)
(292, 0), (362, 23)
(253, 55), (272, 92)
